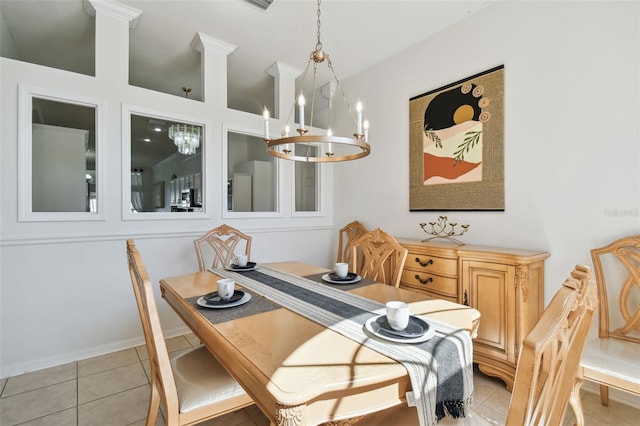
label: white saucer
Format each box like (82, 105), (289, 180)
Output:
(225, 263), (260, 272)
(321, 273), (362, 285)
(197, 292), (252, 309)
(364, 315), (435, 343)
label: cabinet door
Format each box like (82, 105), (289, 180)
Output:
(462, 260), (516, 363)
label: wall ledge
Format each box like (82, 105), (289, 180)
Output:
(0, 225), (334, 247)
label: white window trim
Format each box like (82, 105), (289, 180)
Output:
(291, 142), (324, 218)
(222, 124), (283, 219)
(121, 103), (210, 221)
(17, 84), (105, 222)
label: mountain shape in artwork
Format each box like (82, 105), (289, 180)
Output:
(423, 120), (482, 184)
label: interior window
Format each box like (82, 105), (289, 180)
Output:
(18, 85), (103, 221)
(32, 98), (96, 212)
(227, 131), (277, 212)
(294, 144), (319, 212)
(126, 111), (204, 215)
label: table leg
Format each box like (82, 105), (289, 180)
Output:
(276, 403), (305, 426)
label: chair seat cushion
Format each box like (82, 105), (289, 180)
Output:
(581, 338), (640, 389)
(171, 346), (247, 413)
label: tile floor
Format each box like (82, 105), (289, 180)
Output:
(1, 333), (638, 425)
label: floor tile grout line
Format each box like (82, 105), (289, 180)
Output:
(11, 406), (77, 426)
(0, 377), (78, 400)
(76, 361), (79, 426)
(77, 382), (150, 408)
(78, 358), (145, 380)
(0, 376), (7, 397)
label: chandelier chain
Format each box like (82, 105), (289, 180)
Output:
(315, 0), (322, 52)
(310, 62), (318, 128)
(326, 56), (356, 125)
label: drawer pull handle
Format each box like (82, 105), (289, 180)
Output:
(415, 275), (433, 285)
(415, 258), (434, 267)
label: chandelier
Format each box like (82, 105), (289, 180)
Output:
(262, 0), (370, 162)
(168, 86), (201, 155)
(169, 123), (200, 155)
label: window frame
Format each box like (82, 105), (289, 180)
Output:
(121, 103), (210, 221)
(291, 143), (323, 217)
(17, 84), (105, 222)
(222, 124), (282, 219)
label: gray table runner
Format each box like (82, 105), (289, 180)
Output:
(303, 271), (377, 290)
(213, 266), (473, 426)
(186, 288), (281, 324)
(185, 273), (375, 323)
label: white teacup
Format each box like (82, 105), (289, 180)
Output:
(334, 262), (349, 278)
(386, 301), (410, 331)
(235, 254), (248, 267)
(217, 278), (235, 300)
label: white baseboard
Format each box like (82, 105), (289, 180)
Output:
(1, 325), (192, 379)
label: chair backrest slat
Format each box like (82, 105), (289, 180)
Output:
(506, 264), (597, 425)
(590, 235), (640, 343)
(194, 225), (252, 271)
(349, 228), (408, 287)
(337, 220), (368, 264)
(126, 240), (180, 414)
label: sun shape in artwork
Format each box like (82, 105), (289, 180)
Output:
(453, 104), (475, 124)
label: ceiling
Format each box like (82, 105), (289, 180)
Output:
(1, 0), (493, 114)
(1, 0), (493, 169)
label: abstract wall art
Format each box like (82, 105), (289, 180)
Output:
(409, 65), (504, 211)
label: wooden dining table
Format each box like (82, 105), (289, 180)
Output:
(159, 261), (480, 426)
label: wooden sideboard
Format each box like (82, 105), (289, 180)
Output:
(397, 238), (550, 390)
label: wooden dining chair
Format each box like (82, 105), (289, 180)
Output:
(126, 240), (253, 426)
(337, 220), (368, 264)
(349, 228), (408, 287)
(359, 264), (597, 426)
(194, 224), (252, 271)
(579, 235), (640, 409)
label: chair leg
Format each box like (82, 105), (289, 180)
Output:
(599, 384), (609, 406)
(146, 383), (161, 426)
(569, 378), (585, 426)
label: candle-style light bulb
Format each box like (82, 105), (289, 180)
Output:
(283, 124), (291, 153)
(298, 94), (306, 130)
(327, 128), (333, 154)
(263, 107), (270, 139)
(356, 101), (363, 134)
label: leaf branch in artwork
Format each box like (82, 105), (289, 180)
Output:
(452, 130), (481, 165)
(423, 123), (442, 149)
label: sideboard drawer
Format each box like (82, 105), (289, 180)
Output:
(405, 253), (457, 276)
(400, 270), (458, 298)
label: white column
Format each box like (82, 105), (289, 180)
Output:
(190, 33), (236, 108)
(266, 61), (302, 120)
(84, 0), (142, 83)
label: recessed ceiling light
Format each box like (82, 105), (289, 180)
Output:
(144, 138), (151, 142)
(153, 127), (162, 132)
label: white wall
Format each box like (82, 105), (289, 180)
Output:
(334, 0), (639, 298)
(0, 7), (335, 377)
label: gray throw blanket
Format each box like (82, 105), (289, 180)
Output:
(213, 267), (473, 426)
